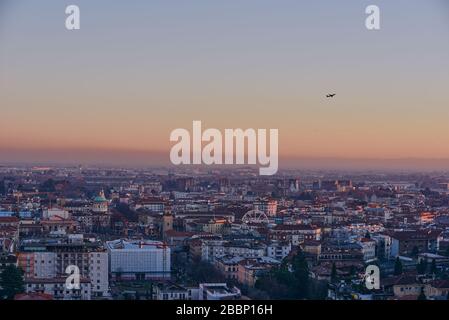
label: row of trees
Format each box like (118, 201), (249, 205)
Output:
(172, 250), (327, 300)
(393, 257), (438, 276)
(254, 249), (327, 300)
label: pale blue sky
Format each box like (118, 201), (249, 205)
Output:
(0, 0), (448, 167)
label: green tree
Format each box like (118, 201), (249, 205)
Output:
(417, 259), (427, 275)
(0, 265), (25, 299)
(331, 263), (338, 283)
(245, 286), (270, 300)
(291, 249), (310, 299)
(430, 259), (437, 274)
(39, 179), (56, 192)
(255, 249), (311, 300)
(255, 268), (292, 300)
(417, 287), (427, 300)
(185, 258), (225, 284)
(116, 267), (123, 282)
(349, 265), (357, 277)
(394, 257), (403, 275)
(308, 278), (328, 300)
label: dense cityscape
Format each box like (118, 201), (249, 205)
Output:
(1, 165), (449, 301)
(1, 1), (448, 317)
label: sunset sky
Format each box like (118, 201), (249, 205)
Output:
(1, 0), (449, 168)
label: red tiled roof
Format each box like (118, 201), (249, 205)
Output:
(0, 217), (20, 223)
(14, 293), (53, 300)
(428, 279), (449, 289)
(391, 230), (442, 241)
(272, 224), (319, 231)
(164, 230), (194, 238)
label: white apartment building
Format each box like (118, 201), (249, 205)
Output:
(43, 208), (71, 220)
(358, 238), (377, 262)
(267, 241), (292, 261)
(89, 251), (109, 297)
(133, 200), (165, 212)
(25, 277), (91, 300)
(33, 252), (57, 278)
(106, 239), (171, 280)
(201, 240), (266, 262)
(373, 234), (393, 260)
(153, 283), (199, 300)
(18, 237), (110, 299)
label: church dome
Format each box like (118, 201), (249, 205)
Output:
(92, 190), (108, 213)
(93, 190), (107, 203)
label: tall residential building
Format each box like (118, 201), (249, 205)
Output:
(18, 235), (109, 299)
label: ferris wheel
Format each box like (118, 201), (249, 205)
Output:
(242, 210), (269, 224)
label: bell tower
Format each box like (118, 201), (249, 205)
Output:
(162, 211), (173, 235)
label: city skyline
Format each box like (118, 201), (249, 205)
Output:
(2, 164), (449, 302)
(3, 0), (449, 309)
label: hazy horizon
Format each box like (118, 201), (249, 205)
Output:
(3, 147), (449, 172)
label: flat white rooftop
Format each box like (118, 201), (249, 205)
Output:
(106, 239), (166, 250)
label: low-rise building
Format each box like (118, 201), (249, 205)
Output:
(266, 241), (291, 261)
(198, 283), (241, 300)
(25, 277), (91, 300)
(237, 257), (280, 287)
(153, 282), (198, 300)
(390, 230), (442, 257)
(106, 239), (171, 281)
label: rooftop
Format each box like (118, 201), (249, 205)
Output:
(106, 239), (167, 250)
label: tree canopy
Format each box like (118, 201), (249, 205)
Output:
(0, 265), (25, 300)
(394, 257), (403, 276)
(255, 249), (311, 300)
